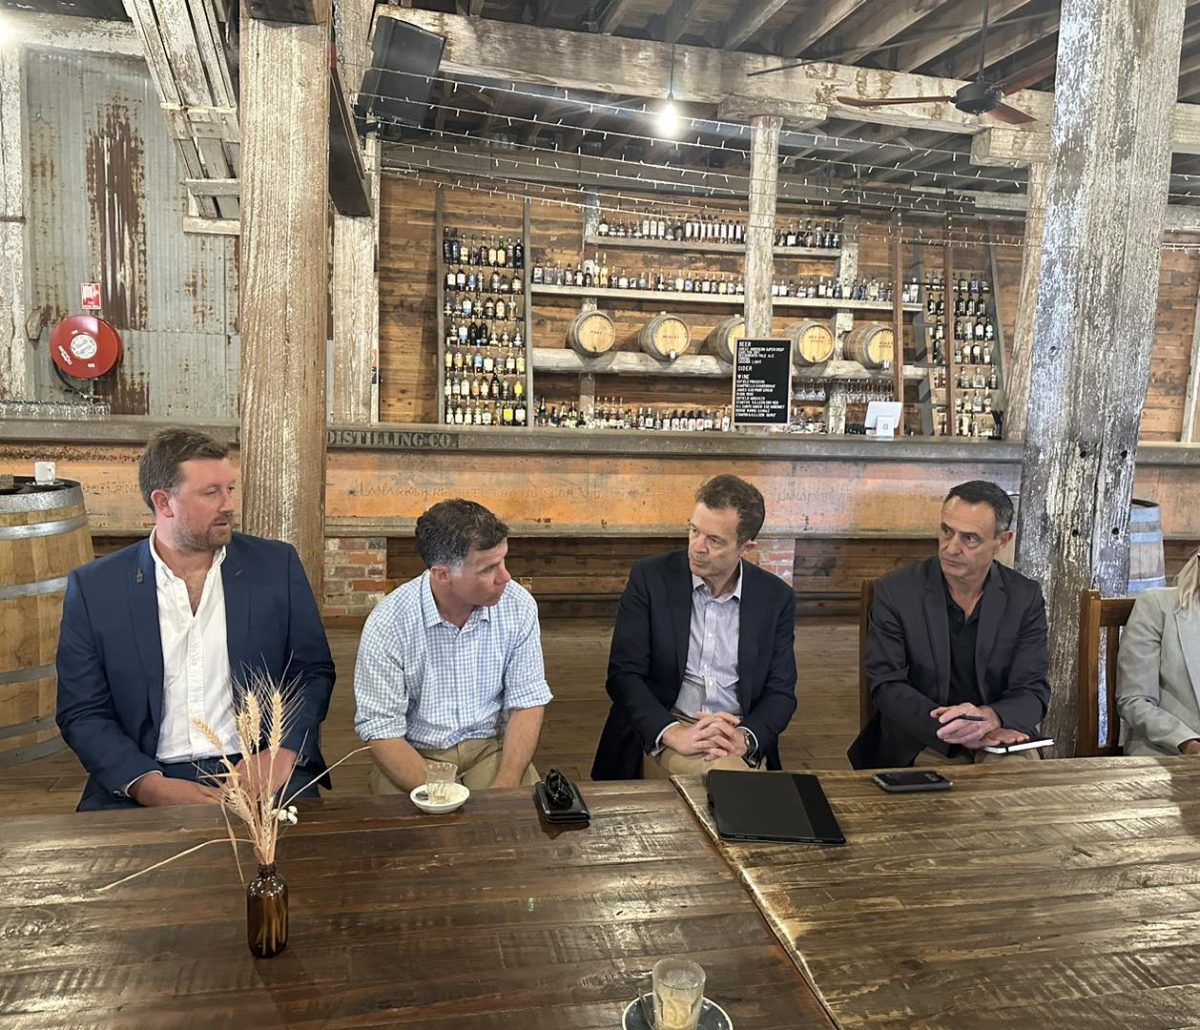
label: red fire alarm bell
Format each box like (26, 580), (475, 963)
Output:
(50, 315), (123, 379)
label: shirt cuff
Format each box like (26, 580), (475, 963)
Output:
(121, 770), (162, 800)
(741, 727), (761, 766)
(651, 721), (681, 756)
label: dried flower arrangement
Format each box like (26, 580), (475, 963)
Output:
(99, 671), (368, 956)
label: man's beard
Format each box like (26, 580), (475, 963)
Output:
(176, 518), (233, 553)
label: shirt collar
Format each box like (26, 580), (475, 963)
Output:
(691, 561), (743, 602)
(419, 569), (493, 629)
(148, 528), (226, 582)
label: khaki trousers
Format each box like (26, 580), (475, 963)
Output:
(368, 736), (540, 794)
(642, 712), (765, 779)
(914, 745), (1041, 767)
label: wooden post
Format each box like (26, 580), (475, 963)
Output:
(1182, 273), (1200, 443)
(0, 42), (30, 401)
(331, 134), (380, 424)
(891, 214), (904, 406)
(1015, 0), (1186, 756)
(944, 233), (956, 436)
(745, 113), (781, 339)
(238, 0), (331, 594)
(1005, 162), (1047, 441)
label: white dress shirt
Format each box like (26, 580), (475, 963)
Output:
(150, 531), (239, 763)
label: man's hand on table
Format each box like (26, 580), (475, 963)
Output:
(931, 703), (1001, 747)
(128, 773), (222, 807)
(664, 712), (747, 761)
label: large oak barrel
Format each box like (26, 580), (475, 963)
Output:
(844, 322), (895, 368)
(706, 316), (744, 364)
(0, 476), (93, 765)
(639, 313), (691, 361)
(788, 319), (836, 368)
(1128, 499), (1166, 593)
(567, 309), (616, 355)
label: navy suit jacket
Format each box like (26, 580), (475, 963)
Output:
(56, 533), (335, 810)
(591, 550), (798, 780)
(848, 556), (1050, 770)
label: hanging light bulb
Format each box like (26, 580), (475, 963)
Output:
(657, 94), (681, 139)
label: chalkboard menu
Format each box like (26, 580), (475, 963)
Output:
(733, 338), (792, 426)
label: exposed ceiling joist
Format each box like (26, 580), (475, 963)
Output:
(777, 0), (871, 59)
(892, 0), (1035, 71)
(598, 0), (636, 34)
(658, 0), (708, 44)
(822, 0), (944, 61)
(722, 0), (791, 50)
(938, 11), (1060, 80)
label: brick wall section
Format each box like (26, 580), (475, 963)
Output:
(750, 537), (796, 587)
(323, 536), (388, 616)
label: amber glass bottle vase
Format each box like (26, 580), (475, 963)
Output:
(247, 864), (288, 958)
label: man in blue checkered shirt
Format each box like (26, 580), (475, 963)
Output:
(354, 499), (552, 792)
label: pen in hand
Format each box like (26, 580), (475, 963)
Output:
(939, 713), (986, 725)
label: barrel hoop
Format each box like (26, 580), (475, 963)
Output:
(0, 576), (68, 600)
(0, 713), (58, 742)
(0, 662), (55, 686)
(0, 735), (67, 766)
(0, 483), (84, 514)
(0, 515), (88, 540)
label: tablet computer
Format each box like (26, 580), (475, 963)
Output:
(707, 770), (845, 845)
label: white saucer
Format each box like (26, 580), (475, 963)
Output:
(410, 782), (470, 814)
(622, 996), (733, 1029)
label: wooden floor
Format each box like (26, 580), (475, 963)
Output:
(0, 616), (859, 817)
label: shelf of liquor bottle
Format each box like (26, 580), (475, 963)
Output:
(531, 347), (927, 381)
(530, 283), (919, 313)
(582, 235), (841, 258)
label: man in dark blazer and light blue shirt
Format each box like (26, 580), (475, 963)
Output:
(592, 475), (797, 780)
(848, 480), (1049, 770)
(56, 428), (335, 811)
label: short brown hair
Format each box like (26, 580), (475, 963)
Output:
(139, 428), (229, 512)
(695, 474), (765, 545)
(416, 499), (508, 569)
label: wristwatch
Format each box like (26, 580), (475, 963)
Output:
(740, 727), (761, 767)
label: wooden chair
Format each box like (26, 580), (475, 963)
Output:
(1076, 589), (1136, 757)
(858, 579), (876, 729)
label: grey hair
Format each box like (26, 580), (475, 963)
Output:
(415, 499), (508, 570)
(944, 480), (1014, 534)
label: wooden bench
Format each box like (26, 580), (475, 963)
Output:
(1076, 588), (1136, 757)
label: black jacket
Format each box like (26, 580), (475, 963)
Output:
(848, 556), (1049, 770)
(591, 550), (797, 779)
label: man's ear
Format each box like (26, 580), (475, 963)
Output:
(741, 539), (758, 557)
(151, 488), (174, 518)
(996, 529), (1015, 549)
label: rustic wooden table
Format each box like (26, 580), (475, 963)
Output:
(0, 781), (831, 1029)
(676, 756), (1200, 1030)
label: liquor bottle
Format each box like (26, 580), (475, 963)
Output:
(450, 232), (461, 263)
(497, 238), (507, 267)
(512, 237), (524, 269)
(532, 262), (544, 285)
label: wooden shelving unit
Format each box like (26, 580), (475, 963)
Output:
(531, 282), (919, 313)
(582, 234), (842, 259)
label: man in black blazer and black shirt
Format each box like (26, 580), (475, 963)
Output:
(592, 475), (797, 780)
(848, 480), (1049, 770)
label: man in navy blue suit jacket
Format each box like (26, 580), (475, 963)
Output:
(592, 475), (797, 780)
(56, 428), (335, 812)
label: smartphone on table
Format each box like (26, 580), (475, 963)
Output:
(872, 770), (953, 792)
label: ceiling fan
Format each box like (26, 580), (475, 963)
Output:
(834, 0), (1037, 125)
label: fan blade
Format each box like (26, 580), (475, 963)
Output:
(989, 103), (1036, 125)
(837, 95), (954, 108)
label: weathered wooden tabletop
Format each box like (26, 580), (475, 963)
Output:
(675, 756), (1200, 1030)
(0, 781), (832, 1029)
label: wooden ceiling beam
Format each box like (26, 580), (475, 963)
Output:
(658, 0), (709, 44)
(892, 0), (1035, 71)
(819, 0), (945, 61)
(598, 0), (637, 34)
(380, 9), (1058, 135)
(935, 10), (1060, 80)
(722, 0), (791, 50)
(776, 0), (871, 59)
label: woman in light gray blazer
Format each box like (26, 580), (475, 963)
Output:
(1117, 551), (1200, 757)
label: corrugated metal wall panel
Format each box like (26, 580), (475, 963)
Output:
(24, 48), (237, 418)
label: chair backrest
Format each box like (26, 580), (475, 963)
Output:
(1076, 589), (1136, 757)
(858, 578), (876, 729)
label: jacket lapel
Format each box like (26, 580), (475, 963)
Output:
(736, 562), (756, 714)
(974, 564), (1005, 700)
(1175, 604), (1200, 713)
(668, 551), (693, 684)
(129, 538), (164, 731)
(222, 535), (251, 693)
(923, 560), (951, 703)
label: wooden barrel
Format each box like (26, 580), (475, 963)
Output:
(1128, 499), (1166, 593)
(706, 316), (744, 364)
(0, 477), (93, 765)
(788, 320), (836, 368)
(639, 313), (691, 361)
(567, 309), (616, 355)
(844, 322), (895, 368)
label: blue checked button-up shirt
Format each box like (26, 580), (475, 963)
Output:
(354, 572), (552, 748)
(674, 566), (743, 718)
